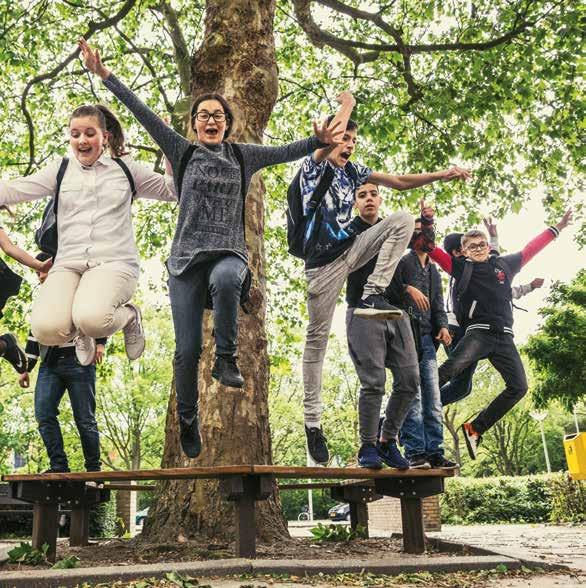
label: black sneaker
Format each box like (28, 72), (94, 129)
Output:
(43, 467), (70, 474)
(212, 355), (244, 388)
(0, 333), (27, 374)
(179, 415), (202, 459)
(427, 453), (459, 469)
(408, 454), (431, 469)
(377, 439), (409, 470)
(353, 295), (403, 321)
(305, 426), (329, 465)
(357, 443), (383, 469)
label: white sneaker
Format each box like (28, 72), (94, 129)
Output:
(74, 334), (96, 366)
(123, 303), (145, 360)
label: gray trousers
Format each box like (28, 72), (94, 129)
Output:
(302, 211), (414, 426)
(346, 310), (420, 443)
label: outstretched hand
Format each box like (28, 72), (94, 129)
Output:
(441, 166), (471, 182)
(530, 278), (545, 289)
(483, 217), (498, 238)
(313, 118), (344, 146)
(78, 37), (111, 80)
(556, 208), (572, 231)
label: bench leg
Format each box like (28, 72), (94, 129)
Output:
(349, 502), (369, 538)
(70, 505), (90, 547)
(400, 497), (425, 554)
(32, 503), (59, 562)
(234, 477), (257, 558)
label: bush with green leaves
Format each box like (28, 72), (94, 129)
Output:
(310, 522), (367, 542)
(441, 474), (585, 525)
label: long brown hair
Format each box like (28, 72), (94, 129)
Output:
(69, 104), (128, 157)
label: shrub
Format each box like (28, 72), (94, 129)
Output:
(441, 473), (585, 525)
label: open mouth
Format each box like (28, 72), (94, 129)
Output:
(340, 151), (352, 162)
(205, 128), (219, 138)
(78, 146), (92, 154)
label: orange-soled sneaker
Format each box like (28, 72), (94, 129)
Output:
(461, 422), (482, 460)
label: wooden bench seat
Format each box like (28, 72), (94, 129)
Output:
(2, 465), (455, 561)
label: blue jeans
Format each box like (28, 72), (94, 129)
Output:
(34, 352), (100, 471)
(440, 325), (476, 406)
(169, 254), (248, 422)
(400, 334), (444, 459)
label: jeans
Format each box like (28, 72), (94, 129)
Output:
(302, 211), (414, 427)
(400, 334), (444, 459)
(346, 310), (420, 444)
(169, 254), (248, 422)
(438, 329), (528, 434)
(34, 352), (100, 471)
(440, 325), (476, 406)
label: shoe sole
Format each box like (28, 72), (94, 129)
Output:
(358, 462), (383, 470)
(379, 458), (409, 470)
(125, 305), (145, 360)
(75, 337), (96, 366)
(2, 333), (28, 374)
(353, 308), (403, 321)
(211, 369), (244, 388)
(461, 424), (478, 460)
(409, 462), (432, 470)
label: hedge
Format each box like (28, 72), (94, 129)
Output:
(441, 473), (586, 525)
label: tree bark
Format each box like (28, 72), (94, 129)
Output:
(143, 0), (288, 544)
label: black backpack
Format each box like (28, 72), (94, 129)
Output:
(176, 142), (252, 312)
(286, 161), (358, 259)
(451, 256), (514, 328)
(35, 157), (136, 257)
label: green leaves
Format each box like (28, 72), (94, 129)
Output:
(7, 541), (48, 565)
(309, 522), (367, 542)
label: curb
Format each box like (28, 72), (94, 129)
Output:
(0, 553), (524, 588)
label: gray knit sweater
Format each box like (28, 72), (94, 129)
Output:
(104, 74), (323, 276)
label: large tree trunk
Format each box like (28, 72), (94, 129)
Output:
(143, 0), (288, 544)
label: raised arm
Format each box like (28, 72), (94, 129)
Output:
(518, 209), (571, 267)
(369, 165), (471, 191)
(512, 278), (543, 300)
(79, 38), (189, 166)
(314, 91), (356, 164)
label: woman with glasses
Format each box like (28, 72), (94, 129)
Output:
(79, 38), (344, 459)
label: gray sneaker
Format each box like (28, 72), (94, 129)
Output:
(74, 334), (96, 366)
(123, 303), (145, 360)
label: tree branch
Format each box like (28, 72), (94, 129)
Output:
(20, 0), (139, 175)
(153, 0), (191, 97)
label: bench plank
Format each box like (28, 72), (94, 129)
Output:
(252, 466), (455, 479)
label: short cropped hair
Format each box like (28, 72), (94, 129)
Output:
(461, 229), (488, 249)
(326, 114), (358, 132)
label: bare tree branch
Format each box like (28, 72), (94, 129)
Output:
(20, 0), (139, 175)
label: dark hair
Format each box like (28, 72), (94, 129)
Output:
(35, 251), (52, 262)
(326, 114), (358, 132)
(0, 205), (12, 216)
(190, 93), (235, 139)
(69, 104), (128, 158)
(414, 217), (424, 224)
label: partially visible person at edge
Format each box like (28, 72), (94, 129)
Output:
(19, 252), (106, 473)
(0, 102), (176, 371)
(345, 182), (420, 471)
(422, 202), (572, 460)
(296, 90), (471, 464)
(79, 38), (346, 460)
(0, 207), (52, 375)
(440, 219), (544, 408)
(384, 216), (459, 470)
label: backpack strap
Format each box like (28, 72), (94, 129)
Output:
(53, 157), (70, 216)
(307, 164), (335, 213)
(176, 144), (198, 201)
(455, 259), (474, 300)
(112, 157), (137, 201)
(345, 161), (359, 186)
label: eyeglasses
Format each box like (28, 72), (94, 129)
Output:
(466, 241), (488, 252)
(194, 111), (227, 122)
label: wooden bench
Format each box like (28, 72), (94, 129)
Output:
(2, 465), (455, 562)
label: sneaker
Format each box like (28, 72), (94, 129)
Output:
(461, 422), (482, 460)
(74, 333), (96, 366)
(305, 426), (329, 465)
(377, 439), (409, 470)
(427, 453), (459, 469)
(357, 443), (383, 469)
(123, 303), (145, 360)
(211, 355), (244, 388)
(179, 415), (202, 459)
(354, 295), (403, 320)
(43, 467), (70, 474)
(408, 454), (432, 469)
(0, 333), (28, 374)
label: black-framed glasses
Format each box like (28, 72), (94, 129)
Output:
(194, 111), (228, 122)
(466, 241), (488, 252)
